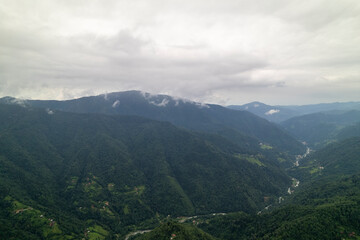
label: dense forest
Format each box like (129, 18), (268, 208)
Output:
(197, 174), (360, 240)
(1, 93), (360, 240)
(280, 110), (360, 149)
(137, 134), (360, 240)
(289, 137), (360, 182)
(1, 91), (306, 154)
(0, 103), (293, 239)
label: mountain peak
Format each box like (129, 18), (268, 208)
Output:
(99, 90), (210, 109)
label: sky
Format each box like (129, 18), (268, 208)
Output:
(0, 0), (359, 105)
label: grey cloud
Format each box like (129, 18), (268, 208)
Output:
(0, 0), (359, 105)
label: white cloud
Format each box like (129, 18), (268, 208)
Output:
(265, 109), (280, 115)
(103, 92), (108, 100)
(46, 108), (54, 115)
(112, 100), (120, 108)
(7, 98), (27, 107)
(194, 102), (210, 109)
(149, 98), (169, 107)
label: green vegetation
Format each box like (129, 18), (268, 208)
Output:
(7, 91), (306, 154)
(0, 196), (68, 239)
(198, 174), (360, 240)
(309, 167), (320, 174)
(234, 154), (265, 166)
(280, 110), (360, 149)
(0, 103), (291, 239)
(87, 225), (108, 240)
(336, 122), (360, 140)
(290, 137), (360, 182)
(1, 97), (359, 239)
(195, 137), (360, 239)
(134, 221), (217, 240)
(260, 144), (273, 150)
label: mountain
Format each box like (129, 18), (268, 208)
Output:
(197, 174), (360, 240)
(228, 101), (360, 123)
(194, 137), (360, 240)
(280, 110), (360, 148)
(228, 102), (299, 123)
(289, 137), (360, 182)
(336, 122), (360, 140)
(0, 103), (292, 239)
(286, 101), (360, 114)
(0, 91), (305, 155)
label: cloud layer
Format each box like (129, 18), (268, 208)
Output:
(0, 0), (359, 105)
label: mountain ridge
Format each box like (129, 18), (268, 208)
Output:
(0, 91), (305, 155)
(229, 100), (360, 122)
(280, 110), (360, 148)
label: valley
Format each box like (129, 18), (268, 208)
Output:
(2, 1), (360, 239)
(0, 93), (360, 240)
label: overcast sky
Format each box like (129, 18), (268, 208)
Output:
(0, 0), (359, 105)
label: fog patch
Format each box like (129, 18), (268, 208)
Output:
(46, 108), (54, 115)
(112, 100), (120, 108)
(194, 102), (210, 109)
(7, 98), (28, 107)
(103, 92), (109, 100)
(149, 98), (169, 107)
(265, 109), (280, 115)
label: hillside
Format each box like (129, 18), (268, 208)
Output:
(133, 221), (217, 240)
(286, 102), (360, 115)
(336, 122), (360, 140)
(0, 91), (305, 155)
(289, 137), (360, 182)
(197, 174), (360, 240)
(228, 102), (299, 123)
(280, 110), (360, 148)
(0, 104), (291, 239)
(193, 138), (360, 240)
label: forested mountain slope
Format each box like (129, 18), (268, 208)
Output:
(197, 174), (360, 240)
(228, 102), (299, 123)
(289, 137), (360, 182)
(0, 91), (305, 154)
(0, 104), (291, 239)
(280, 110), (360, 148)
(336, 122), (360, 140)
(190, 137), (360, 240)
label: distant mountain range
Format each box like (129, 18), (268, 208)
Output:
(0, 91), (305, 154)
(228, 101), (360, 122)
(280, 110), (360, 148)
